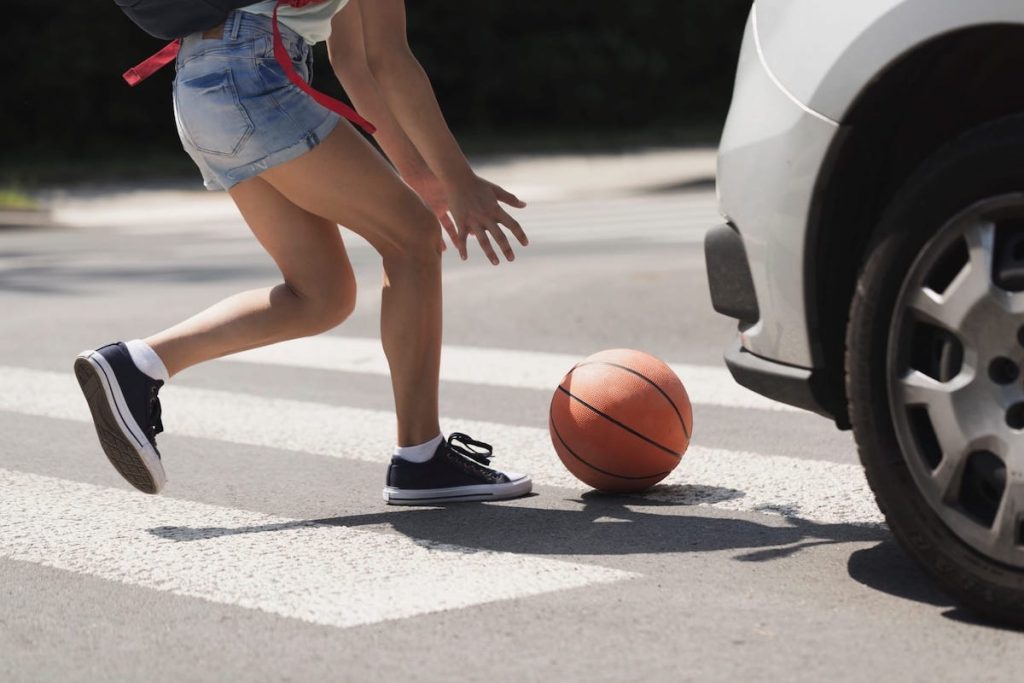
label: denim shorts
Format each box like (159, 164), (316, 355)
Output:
(172, 10), (341, 191)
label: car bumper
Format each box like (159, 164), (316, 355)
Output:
(723, 337), (836, 418)
(705, 224), (836, 418)
(715, 8), (840, 368)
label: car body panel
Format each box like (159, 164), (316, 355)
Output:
(716, 11), (839, 366)
(755, 0), (1024, 122)
(715, 0), (1024, 370)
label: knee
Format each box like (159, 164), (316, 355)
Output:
(321, 279), (357, 330)
(290, 274), (357, 334)
(378, 203), (444, 269)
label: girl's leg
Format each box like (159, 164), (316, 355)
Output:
(81, 121), (529, 502)
(75, 179), (357, 494)
(258, 122), (445, 448)
(151, 121), (443, 448)
(145, 178), (357, 375)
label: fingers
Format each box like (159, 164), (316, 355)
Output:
(470, 225), (500, 265)
(484, 220), (516, 262)
(450, 182), (529, 264)
(439, 211), (464, 258)
(462, 221), (516, 265)
(493, 184), (527, 208)
(456, 222), (471, 261)
(496, 207), (529, 247)
(457, 212), (527, 265)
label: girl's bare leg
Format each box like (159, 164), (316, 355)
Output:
(145, 179), (357, 377)
(257, 122), (445, 447)
(148, 121), (444, 447)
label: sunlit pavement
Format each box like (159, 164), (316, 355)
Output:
(2, 152), (1020, 681)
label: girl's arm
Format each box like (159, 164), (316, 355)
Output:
(327, 0), (527, 264)
(327, 2), (432, 186)
(327, 1), (457, 245)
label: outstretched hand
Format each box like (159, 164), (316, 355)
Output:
(406, 172), (528, 264)
(446, 174), (528, 264)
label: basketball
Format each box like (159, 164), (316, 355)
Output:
(549, 349), (692, 492)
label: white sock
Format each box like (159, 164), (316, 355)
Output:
(125, 339), (170, 383)
(393, 433), (444, 463)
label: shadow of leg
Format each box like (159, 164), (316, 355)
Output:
(847, 540), (953, 608)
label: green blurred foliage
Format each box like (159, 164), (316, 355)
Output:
(1, 1), (749, 170)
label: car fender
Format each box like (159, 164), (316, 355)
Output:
(755, 0), (1024, 123)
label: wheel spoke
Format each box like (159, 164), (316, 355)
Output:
(907, 222), (996, 331)
(963, 220), (997, 281)
(932, 451), (969, 504)
(906, 288), (951, 328)
(991, 473), (1024, 558)
(897, 370), (971, 456)
(895, 370), (978, 505)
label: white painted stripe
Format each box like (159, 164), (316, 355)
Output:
(0, 468), (632, 629)
(57, 192), (716, 230)
(0, 366), (880, 525)
(226, 336), (798, 413)
(524, 204), (718, 223)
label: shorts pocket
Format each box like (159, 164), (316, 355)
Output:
(174, 68), (254, 157)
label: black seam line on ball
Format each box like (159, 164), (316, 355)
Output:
(549, 411), (673, 481)
(555, 385), (683, 459)
(572, 361), (690, 440)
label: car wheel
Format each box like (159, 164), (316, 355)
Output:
(847, 114), (1024, 626)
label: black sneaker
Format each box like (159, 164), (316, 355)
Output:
(74, 342), (166, 494)
(383, 432), (532, 505)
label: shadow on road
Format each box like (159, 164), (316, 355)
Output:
(150, 485), (887, 561)
(846, 540), (952, 608)
(847, 541), (1024, 631)
(149, 488), (1024, 628)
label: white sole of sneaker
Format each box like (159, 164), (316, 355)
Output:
(383, 475), (532, 505)
(74, 350), (166, 494)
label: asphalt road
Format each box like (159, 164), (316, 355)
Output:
(1, 186), (1020, 682)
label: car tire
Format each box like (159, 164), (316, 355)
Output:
(847, 114), (1024, 627)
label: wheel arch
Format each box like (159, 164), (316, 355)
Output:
(804, 24), (1024, 429)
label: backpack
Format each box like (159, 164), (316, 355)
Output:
(115, 0), (258, 40)
(115, 0), (376, 134)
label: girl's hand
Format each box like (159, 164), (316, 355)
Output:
(445, 174), (529, 264)
(403, 172), (458, 252)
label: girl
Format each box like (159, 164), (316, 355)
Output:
(73, 0), (532, 504)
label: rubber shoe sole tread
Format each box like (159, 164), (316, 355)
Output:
(74, 353), (165, 494)
(383, 476), (532, 505)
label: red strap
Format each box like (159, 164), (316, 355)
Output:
(122, 39), (180, 86)
(121, 1), (376, 135)
(271, 0), (376, 134)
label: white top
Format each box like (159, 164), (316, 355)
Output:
(240, 0), (350, 45)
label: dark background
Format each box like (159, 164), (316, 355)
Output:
(2, 1), (749, 183)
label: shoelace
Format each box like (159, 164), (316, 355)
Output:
(447, 432), (493, 466)
(148, 385), (164, 439)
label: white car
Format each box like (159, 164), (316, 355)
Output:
(706, 0), (1024, 625)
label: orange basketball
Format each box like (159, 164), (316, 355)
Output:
(549, 349), (693, 493)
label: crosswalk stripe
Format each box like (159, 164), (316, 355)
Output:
(0, 468), (633, 629)
(0, 366), (880, 525)
(59, 193), (719, 246)
(225, 337), (798, 413)
(536, 228), (708, 244)
(56, 193), (717, 230)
